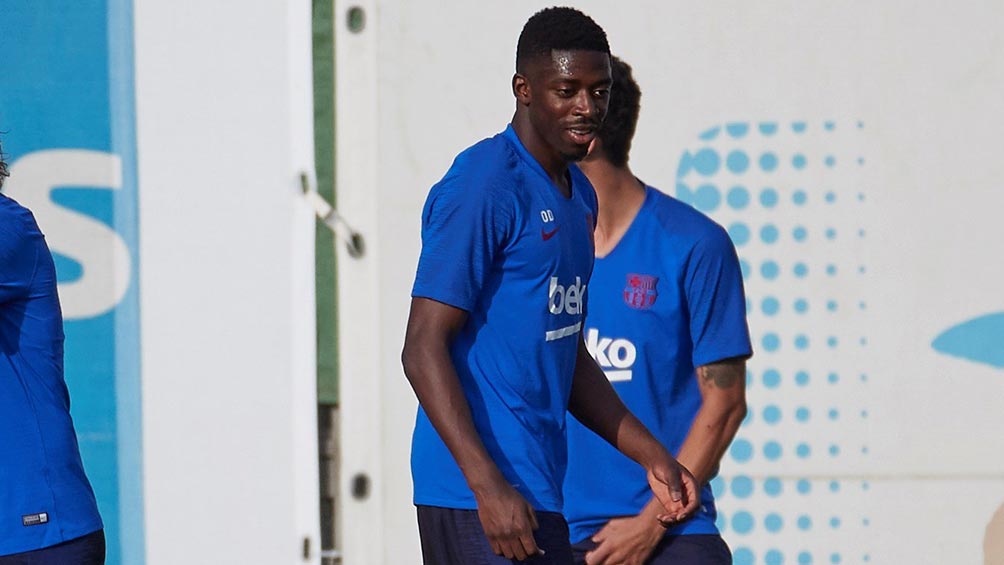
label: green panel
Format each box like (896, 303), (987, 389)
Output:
(313, 0), (338, 404)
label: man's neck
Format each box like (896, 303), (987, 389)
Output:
(579, 158), (646, 257)
(511, 113), (570, 192)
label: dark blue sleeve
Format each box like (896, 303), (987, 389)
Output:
(0, 219), (37, 305)
(411, 178), (514, 312)
(684, 225), (753, 367)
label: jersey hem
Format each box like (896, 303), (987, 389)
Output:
(410, 290), (473, 314)
(693, 345), (754, 369)
(0, 521), (103, 557)
(414, 495), (563, 514)
(569, 521), (720, 544)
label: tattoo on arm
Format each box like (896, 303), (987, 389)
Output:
(698, 361), (744, 389)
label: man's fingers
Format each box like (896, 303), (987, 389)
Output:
(517, 529), (539, 560)
(685, 475), (700, 514)
(528, 506), (539, 530)
(489, 535), (526, 560)
(489, 539), (501, 555)
(657, 512), (681, 527)
(584, 541), (613, 565)
(666, 466), (683, 502)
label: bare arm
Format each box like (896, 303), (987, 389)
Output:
(677, 357), (747, 484)
(567, 337), (699, 523)
(401, 297), (540, 560)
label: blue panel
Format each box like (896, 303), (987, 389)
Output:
(0, 1), (142, 564)
(933, 312), (1004, 369)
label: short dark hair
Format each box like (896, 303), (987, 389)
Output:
(0, 138), (8, 191)
(516, 7), (609, 73)
(597, 55), (641, 168)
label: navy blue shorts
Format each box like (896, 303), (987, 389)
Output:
(0, 530), (105, 565)
(571, 533), (730, 565)
(417, 505), (574, 564)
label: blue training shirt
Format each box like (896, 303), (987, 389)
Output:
(410, 125), (598, 512)
(0, 194), (103, 555)
(563, 186), (752, 543)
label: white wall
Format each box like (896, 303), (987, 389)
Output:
(338, 1), (1004, 564)
(135, 2), (320, 564)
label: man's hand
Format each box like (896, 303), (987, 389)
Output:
(646, 457), (700, 525)
(473, 479), (541, 560)
(584, 514), (664, 565)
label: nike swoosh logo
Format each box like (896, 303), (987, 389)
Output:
(541, 226), (559, 240)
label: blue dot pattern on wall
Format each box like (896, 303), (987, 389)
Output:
(734, 547), (755, 565)
(731, 439), (754, 463)
(761, 260), (780, 280)
(761, 224), (780, 244)
(763, 368), (781, 388)
(796, 443), (811, 458)
(764, 478), (783, 496)
(795, 370), (810, 386)
(733, 511), (755, 534)
(729, 186), (752, 209)
(760, 188), (780, 207)
(728, 150), (750, 174)
(762, 297), (780, 316)
(728, 122), (751, 138)
(798, 515), (812, 530)
(732, 476), (754, 498)
(676, 121), (871, 562)
(760, 152), (779, 172)
(729, 222), (751, 246)
(763, 441), (783, 460)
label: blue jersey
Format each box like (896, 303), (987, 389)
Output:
(0, 194), (103, 555)
(410, 125), (598, 512)
(563, 186), (752, 543)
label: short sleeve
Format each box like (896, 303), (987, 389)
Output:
(0, 218), (37, 305)
(411, 178), (514, 312)
(684, 225), (753, 367)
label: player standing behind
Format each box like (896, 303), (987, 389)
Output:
(0, 140), (105, 564)
(402, 8), (699, 564)
(563, 57), (753, 565)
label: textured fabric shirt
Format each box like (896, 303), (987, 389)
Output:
(563, 186), (752, 543)
(1, 194), (102, 555)
(411, 125), (598, 512)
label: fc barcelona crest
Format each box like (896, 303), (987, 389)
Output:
(624, 273), (659, 310)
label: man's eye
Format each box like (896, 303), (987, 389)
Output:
(556, 89), (575, 97)
(593, 89), (609, 98)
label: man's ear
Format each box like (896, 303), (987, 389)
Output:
(512, 73), (531, 106)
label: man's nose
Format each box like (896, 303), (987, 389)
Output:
(572, 90), (596, 118)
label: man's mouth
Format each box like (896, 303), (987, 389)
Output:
(566, 124), (598, 145)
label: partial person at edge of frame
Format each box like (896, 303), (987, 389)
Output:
(0, 137), (106, 564)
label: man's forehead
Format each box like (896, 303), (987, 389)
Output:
(534, 49), (611, 79)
